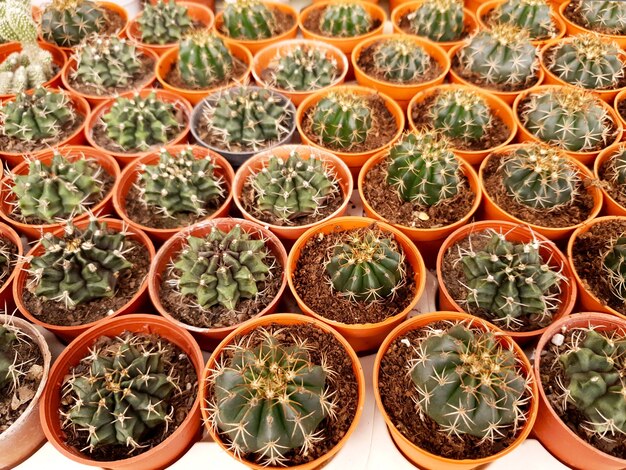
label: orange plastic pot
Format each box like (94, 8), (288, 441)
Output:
(407, 84), (517, 165)
(0, 222), (22, 310)
(252, 39), (348, 107)
(390, 0), (412, 10)
(559, 0), (626, 49)
(286, 216), (426, 353)
(296, 85), (405, 184)
(436, 220), (576, 343)
(113, 145), (235, 242)
(149, 217), (288, 350)
(533, 312), (626, 469)
(352, 34), (450, 111)
(595, 142), (626, 216)
(155, 41), (252, 105)
(214, 2), (298, 55)
(373, 311), (539, 470)
(613, 88), (626, 136)
(479, 144), (603, 241)
(13, 218), (155, 342)
(233, 144), (353, 240)
(200, 312), (366, 470)
(0, 146), (120, 239)
(40, 314), (203, 470)
(85, 88), (192, 167)
(149, 0), (214, 10)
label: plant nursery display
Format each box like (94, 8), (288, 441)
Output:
(479, 0), (561, 42)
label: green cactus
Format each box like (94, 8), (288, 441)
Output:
(0, 44), (55, 95)
(171, 225), (274, 311)
(177, 31), (234, 89)
(491, 0), (556, 40)
(324, 227), (406, 302)
(207, 328), (337, 466)
(0, 325), (18, 391)
(604, 147), (626, 193)
(429, 89), (492, 142)
(41, 0), (107, 48)
(406, 0), (465, 43)
(27, 218), (133, 308)
(63, 333), (179, 451)
(370, 37), (432, 83)
(138, 146), (224, 218)
(576, 0), (626, 35)
(269, 45), (339, 92)
(520, 87), (614, 152)
(0, 0), (38, 43)
(603, 235), (626, 303)
(137, 0), (193, 45)
(319, 2), (372, 38)
(409, 322), (531, 440)
(221, 0), (278, 40)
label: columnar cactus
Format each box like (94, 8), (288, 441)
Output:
(0, 44), (54, 94)
(603, 235), (626, 302)
(604, 147), (626, 192)
(491, 0), (556, 40)
(319, 2), (372, 38)
(409, 322), (531, 440)
(371, 38), (432, 83)
(0, 0), (38, 43)
(406, 0), (464, 43)
(270, 45), (339, 92)
(177, 31), (234, 89)
(137, 0), (193, 45)
(41, 0), (107, 48)
(576, 0), (626, 35)
(221, 0), (278, 40)
(429, 89), (492, 142)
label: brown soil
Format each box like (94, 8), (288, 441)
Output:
(482, 154), (595, 228)
(397, 12), (472, 42)
(60, 332), (197, 461)
(598, 157), (626, 209)
(0, 238), (18, 291)
(164, 57), (249, 91)
(363, 160), (476, 229)
(563, 0), (626, 36)
(101, 7), (127, 36)
(219, 6), (295, 39)
(451, 53), (540, 93)
(303, 6), (382, 37)
(571, 218), (626, 315)
(292, 225), (417, 325)
(206, 322), (359, 467)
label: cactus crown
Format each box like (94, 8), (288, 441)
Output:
(603, 234), (626, 304)
(177, 30), (234, 89)
(409, 321), (532, 441)
(269, 45), (339, 92)
(0, 0), (38, 43)
(221, 0), (278, 40)
(41, 0), (107, 48)
(604, 147), (626, 191)
(493, 0), (556, 40)
(0, 43), (55, 95)
(577, 0), (626, 35)
(319, 2), (373, 38)
(137, 0), (193, 45)
(371, 37), (433, 83)
(429, 89), (493, 142)
(0, 323), (32, 397)
(407, 0), (465, 43)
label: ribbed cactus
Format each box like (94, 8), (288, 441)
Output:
(63, 334), (179, 451)
(520, 87), (614, 152)
(491, 0), (556, 40)
(386, 131), (461, 206)
(137, 0), (193, 45)
(207, 328), (337, 466)
(270, 45), (339, 92)
(409, 322), (530, 440)
(41, 0), (107, 48)
(604, 147), (626, 191)
(546, 34), (625, 91)
(27, 219), (133, 308)
(0, 44), (54, 95)
(101, 91), (182, 152)
(603, 235), (626, 303)
(221, 0), (278, 40)
(406, 0), (464, 43)
(0, 0), (38, 43)
(248, 149), (339, 224)
(0, 325), (20, 392)
(319, 2), (372, 38)
(324, 227), (406, 302)
(576, 0), (626, 35)
(171, 225), (273, 311)
(371, 38), (432, 83)
(138, 147), (224, 218)
(429, 89), (492, 142)
(177, 31), (234, 89)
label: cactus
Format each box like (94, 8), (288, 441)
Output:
(576, 0), (626, 35)
(323, 227), (406, 302)
(177, 31), (234, 89)
(370, 37), (433, 83)
(248, 149), (340, 224)
(409, 322), (531, 440)
(603, 235), (626, 303)
(221, 0), (278, 40)
(546, 34), (625, 91)
(0, 44), (55, 95)
(0, 0), (38, 43)
(27, 218), (133, 308)
(604, 147), (626, 193)
(491, 0), (556, 40)
(137, 147), (224, 218)
(170, 225), (274, 311)
(319, 2), (372, 38)
(406, 0), (464, 43)
(520, 87), (614, 152)
(207, 328), (337, 466)
(63, 333), (179, 451)
(41, 0), (107, 48)
(137, 0), (193, 45)
(429, 89), (492, 142)
(269, 45), (339, 92)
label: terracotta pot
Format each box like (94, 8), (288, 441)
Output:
(559, 0), (626, 49)
(512, 85), (624, 165)
(113, 145), (235, 242)
(148, 217), (288, 350)
(40, 314), (204, 470)
(85, 88), (192, 167)
(613, 87), (626, 136)
(479, 144), (603, 241)
(251, 39), (348, 107)
(296, 85), (405, 184)
(534, 312), (626, 469)
(0, 89), (90, 167)
(0, 315), (51, 469)
(155, 41), (252, 105)
(0, 146), (120, 239)
(233, 145), (354, 240)
(126, 2), (214, 57)
(407, 83), (517, 165)
(373, 311), (539, 470)
(0, 222), (22, 311)
(436, 220), (577, 343)
(13, 217), (155, 342)
(595, 142), (626, 216)
(352, 34), (450, 111)
(213, 2), (298, 55)
(286, 216), (426, 353)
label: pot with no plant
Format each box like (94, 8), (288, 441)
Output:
(595, 142), (626, 216)
(374, 311), (538, 470)
(0, 222), (21, 310)
(559, 0), (626, 48)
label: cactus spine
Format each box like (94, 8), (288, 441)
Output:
(603, 235), (626, 303)
(177, 31), (234, 89)
(371, 37), (433, 83)
(604, 147), (626, 194)
(0, 324), (32, 396)
(137, 0), (193, 45)
(270, 45), (339, 92)
(221, 0), (278, 40)
(319, 2), (372, 38)
(492, 0), (556, 40)
(0, 44), (54, 95)
(429, 89), (492, 142)
(41, 0), (107, 48)
(0, 0), (38, 43)
(576, 0), (626, 35)
(406, 0), (464, 43)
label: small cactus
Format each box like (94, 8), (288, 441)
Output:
(137, 0), (193, 45)
(370, 37), (433, 83)
(221, 0), (278, 40)
(319, 2), (372, 38)
(406, 0), (465, 43)
(41, 0), (107, 48)
(603, 235), (626, 303)
(0, 324), (30, 394)
(269, 45), (339, 92)
(604, 147), (626, 193)
(0, 44), (55, 95)
(0, 0), (38, 43)
(428, 89), (492, 142)
(575, 0), (626, 35)
(177, 31), (235, 89)
(491, 0), (556, 41)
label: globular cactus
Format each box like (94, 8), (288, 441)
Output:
(41, 0), (107, 48)
(270, 45), (339, 92)
(0, 0), (38, 43)
(371, 38), (432, 83)
(386, 131), (461, 206)
(576, 0), (626, 35)
(27, 218), (133, 308)
(137, 0), (193, 45)
(137, 146), (224, 218)
(604, 147), (626, 192)
(409, 322), (531, 440)
(0, 44), (54, 95)
(520, 87), (614, 152)
(248, 149), (339, 224)
(170, 225), (273, 311)
(324, 227), (406, 302)
(319, 2), (372, 38)
(177, 31), (234, 89)
(0, 324), (28, 393)
(491, 0), (556, 40)
(406, 0), (464, 43)
(207, 328), (337, 466)
(221, 0), (278, 40)
(63, 334), (179, 451)
(602, 235), (626, 303)
(429, 89), (492, 142)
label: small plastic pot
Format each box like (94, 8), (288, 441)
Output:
(0, 222), (22, 310)
(558, 0), (626, 49)
(595, 142), (626, 216)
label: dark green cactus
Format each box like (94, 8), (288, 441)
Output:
(41, 0), (107, 48)
(491, 0), (556, 41)
(177, 31), (234, 89)
(270, 45), (339, 92)
(0, 44), (55, 95)
(0, 325), (18, 391)
(0, 0), (38, 43)
(221, 0), (278, 40)
(429, 88), (492, 142)
(137, 0), (193, 45)
(319, 2), (372, 38)
(576, 0), (626, 35)
(406, 0), (464, 43)
(371, 37), (432, 83)
(604, 147), (626, 192)
(603, 235), (626, 303)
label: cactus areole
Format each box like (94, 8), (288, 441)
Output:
(218, 0), (295, 40)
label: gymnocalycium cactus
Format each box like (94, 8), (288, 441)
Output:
(269, 45), (339, 92)
(137, 0), (193, 45)
(319, 2), (372, 38)
(0, 44), (54, 95)
(491, 0), (556, 41)
(603, 235), (626, 302)
(41, 0), (107, 48)
(575, 0), (626, 35)
(370, 37), (433, 83)
(429, 89), (492, 142)
(0, 0), (38, 43)
(221, 0), (278, 40)
(207, 328), (337, 466)
(177, 31), (235, 89)
(409, 322), (531, 440)
(406, 0), (464, 43)
(604, 147), (626, 195)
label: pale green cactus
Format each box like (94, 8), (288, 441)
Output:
(0, 0), (37, 43)
(604, 147), (626, 193)
(406, 0), (465, 43)
(221, 0), (278, 40)
(0, 44), (54, 95)
(491, 0), (556, 41)
(137, 0), (193, 45)
(371, 37), (433, 83)
(576, 0), (626, 35)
